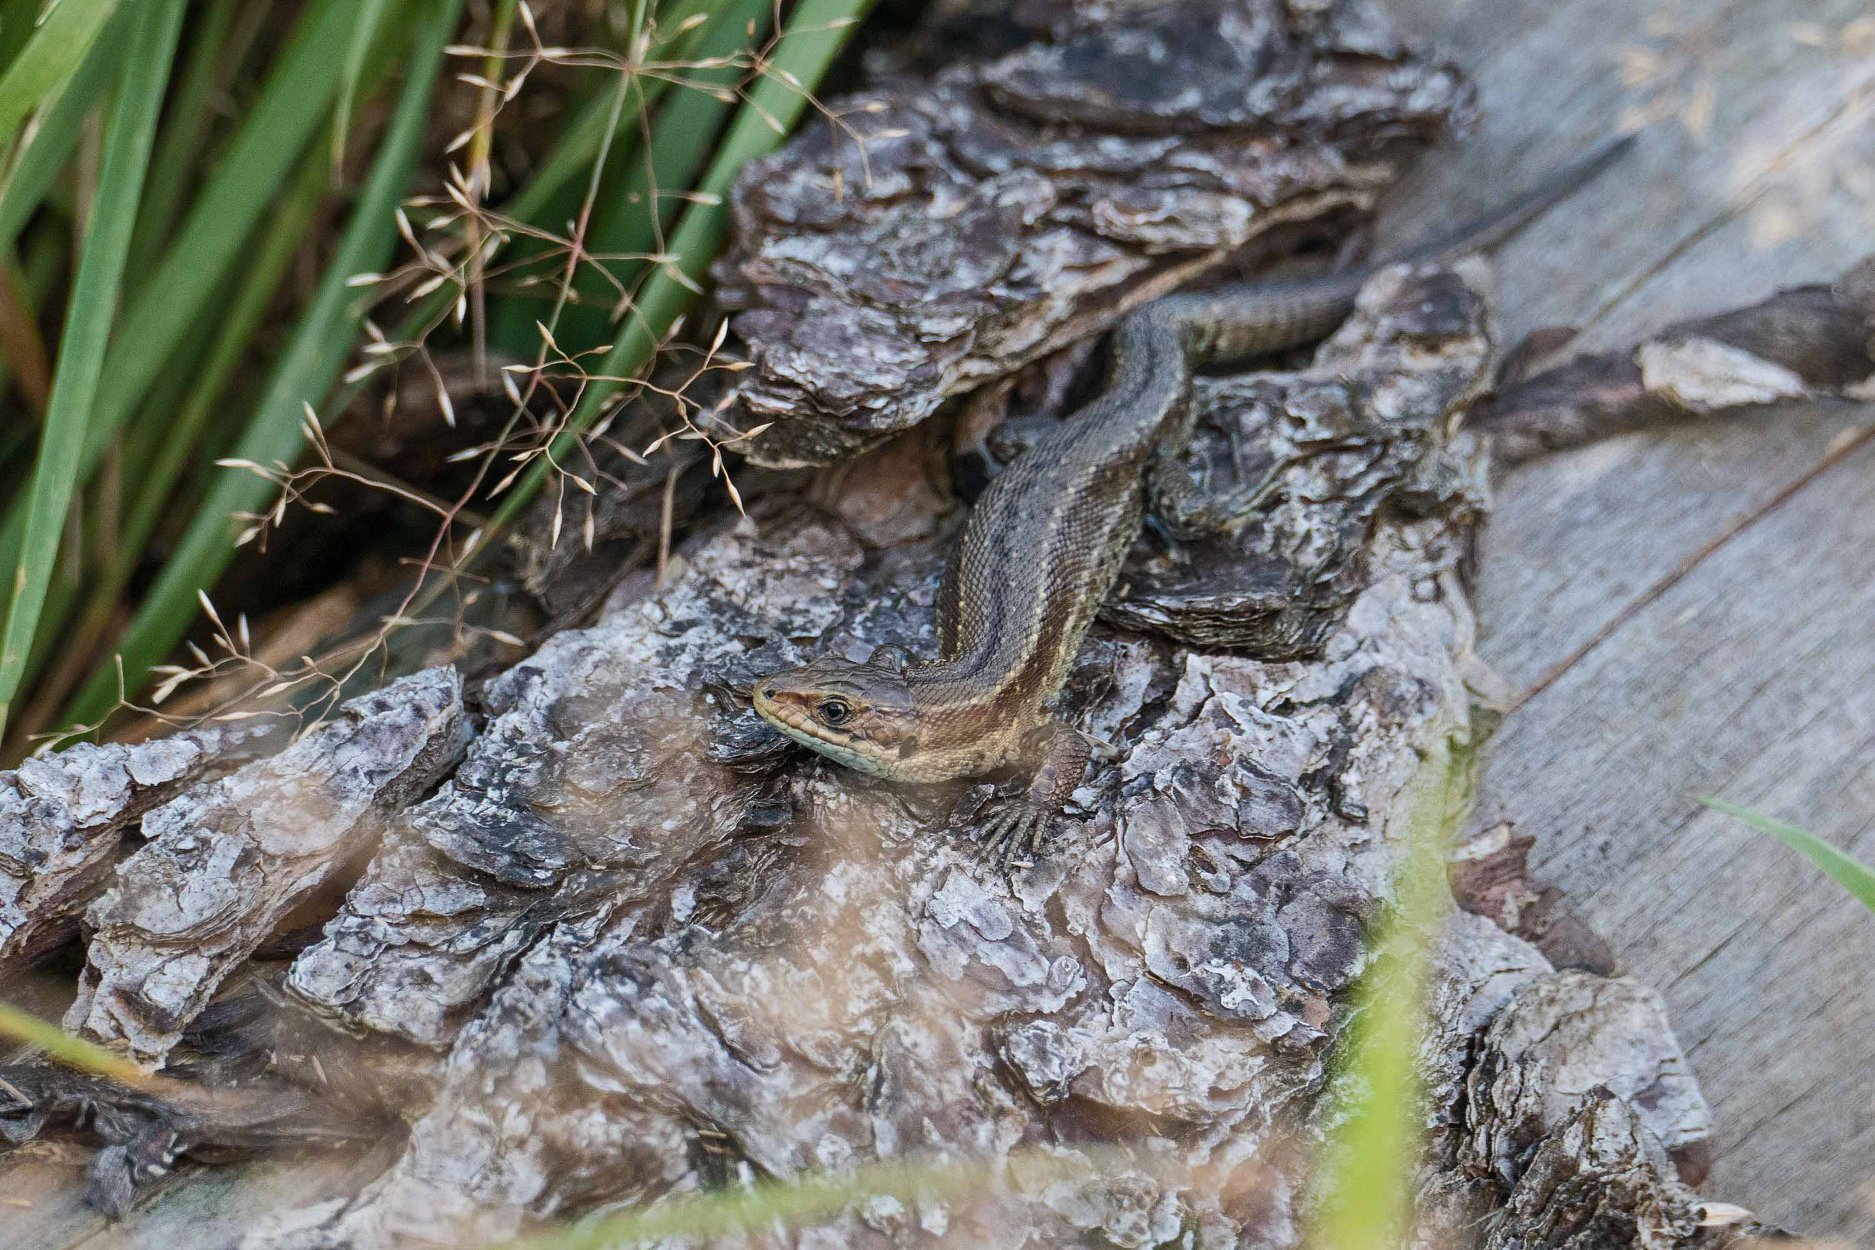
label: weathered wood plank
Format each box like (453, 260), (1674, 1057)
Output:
(1472, 405), (1866, 693)
(1473, 428), (1875, 1237)
(1380, 2), (1875, 691)
(12, 2), (1874, 1241)
(1384, 0), (1875, 347)
(1582, 83), (1875, 351)
(1378, 0), (1875, 1237)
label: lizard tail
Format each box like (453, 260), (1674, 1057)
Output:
(1167, 133), (1636, 366)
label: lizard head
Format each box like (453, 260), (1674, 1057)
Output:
(752, 656), (918, 776)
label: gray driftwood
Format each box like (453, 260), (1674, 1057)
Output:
(1477, 258), (1875, 466)
(8, 258), (1773, 1246)
(1379, 0), (1875, 1235)
(231, 261), (1747, 1249)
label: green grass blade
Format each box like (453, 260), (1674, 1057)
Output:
(332, 0), (390, 169)
(125, 0), (236, 274)
(0, 999), (148, 1085)
(1309, 737), (1472, 1249)
(492, 1150), (1097, 1250)
(0, 0), (117, 158)
(485, 0), (752, 352)
(491, 0), (728, 234)
(524, 0), (773, 353)
(0, 2), (127, 251)
(498, 83), (618, 225)
(65, 0), (466, 727)
(492, 0), (876, 525)
(296, 17), (713, 448)
(79, 0), (368, 465)
(0, 0), (186, 739)
(1700, 796), (1875, 915)
(0, 0), (370, 619)
(0, 0), (46, 75)
(44, 153), (327, 740)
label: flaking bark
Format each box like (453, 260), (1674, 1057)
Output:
(716, 0), (1475, 468)
(65, 669), (469, 1066)
(0, 725), (254, 977)
(1478, 256), (1875, 466)
(215, 263), (1756, 1249)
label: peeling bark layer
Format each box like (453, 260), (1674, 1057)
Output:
(718, 0), (1474, 468)
(65, 669), (469, 1066)
(0, 261), (1783, 1246)
(6, 6), (1860, 1244)
(1479, 255), (1875, 466)
(0, 725), (253, 976)
(281, 528), (882, 1048)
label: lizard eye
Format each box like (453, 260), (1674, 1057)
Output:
(816, 697), (854, 727)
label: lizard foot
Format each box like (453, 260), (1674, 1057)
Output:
(972, 797), (1053, 869)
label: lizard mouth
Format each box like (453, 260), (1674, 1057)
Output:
(750, 682), (796, 730)
(752, 682), (891, 776)
(752, 680), (830, 745)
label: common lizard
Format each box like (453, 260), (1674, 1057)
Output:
(753, 137), (1630, 862)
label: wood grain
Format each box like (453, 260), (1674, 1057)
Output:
(1383, 0), (1875, 1236)
(0, 1157), (102, 1250)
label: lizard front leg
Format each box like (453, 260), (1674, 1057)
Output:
(974, 720), (1091, 867)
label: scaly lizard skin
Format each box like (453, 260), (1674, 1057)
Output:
(754, 138), (1629, 862)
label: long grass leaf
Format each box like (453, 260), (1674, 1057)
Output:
(245, 3), (738, 502)
(0, 999), (149, 1085)
(41, 154), (327, 740)
(1700, 796), (1875, 915)
(0, 0), (368, 622)
(491, 0), (728, 234)
(0, 0), (117, 158)
(493, 1150), (1101, 1250)
(499, 84), (618, 224)
(0, 0), (46, 75)
(485, 0), (748, 352)
(492, 0), (876, 525)
(1308, 736), (1472, 1249)
(510, 0), (721, 226)
(0, 2), (127, 251)
(513, 0), (772, 353)
(65, 0), (466, 727)
(0, 0), (186, 739)
(125, 0), (236, 274)
(300, 11), (717, 443)
(79, 0), (367, 464)
(332, 0), (390, 169)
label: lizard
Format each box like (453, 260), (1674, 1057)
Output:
(752, 136), (1631, 864)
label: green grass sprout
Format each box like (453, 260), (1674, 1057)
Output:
(63, 0), (466, 730)
(1700, 796), (1875, 915)
(0, 998), (151, 1088)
